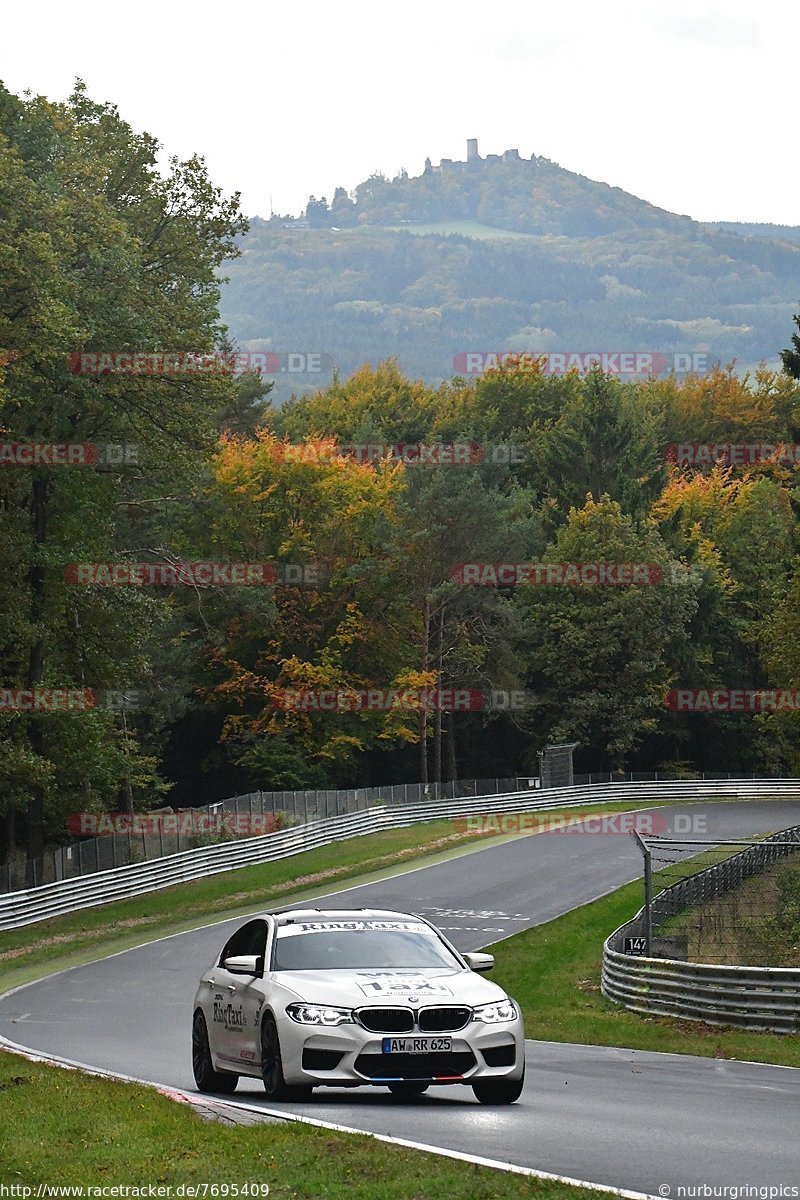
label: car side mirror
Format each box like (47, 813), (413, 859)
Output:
(463, 952), (494, 973)
(223, 954), (263, 977)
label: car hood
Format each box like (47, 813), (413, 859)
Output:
(271, 966), (510, 1007)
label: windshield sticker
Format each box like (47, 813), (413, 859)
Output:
(277, 920), (435, 938)
(355, 973), (453, 996)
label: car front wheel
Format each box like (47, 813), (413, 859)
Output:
(192, 1011), (238, 1094)
(261, 1014), (312, 1102)
(472, 1063), (525, 1105)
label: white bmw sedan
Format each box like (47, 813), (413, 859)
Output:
(192, 907), (526, 1104)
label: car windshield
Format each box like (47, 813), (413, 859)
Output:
(272, 920), (460, 971)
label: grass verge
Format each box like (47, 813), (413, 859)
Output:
(0, 1050), (607, 1198)
(0, 799), (678, 992)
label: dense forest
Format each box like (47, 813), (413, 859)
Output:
(3, 85), (800, 871)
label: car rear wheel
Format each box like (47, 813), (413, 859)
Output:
(192, 1011), (238, 1094)
(472, 1063), (525, 1105)
(261, 1014), (312, 1102)
(387, 1080), (430, 1097)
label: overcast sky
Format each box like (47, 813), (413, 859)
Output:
(1, 0), (796, 225)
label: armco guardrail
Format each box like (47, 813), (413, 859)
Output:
(602, 823), (800, 1032)
(4, 778), (800, 932)
(0, 775), (524, 894)
(602, 957), (800, 1032)
(2, 770), (775, 895)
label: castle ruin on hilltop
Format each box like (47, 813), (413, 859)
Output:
(423, 138), (534, 174)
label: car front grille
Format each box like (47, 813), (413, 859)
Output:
(356, 1007), (415, 1034)
(417, 1005), (472, 1032)
(356, 1005), (474, 1033)
(354, 1050), (477, 1080)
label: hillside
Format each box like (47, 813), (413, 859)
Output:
(219, 145), (800, 402)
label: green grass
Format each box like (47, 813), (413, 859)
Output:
(0, 799), (679, 993)
(0, 1050), (608, 1196)
(490, 873), (800, 1068)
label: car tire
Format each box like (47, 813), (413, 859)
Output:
(387, 1081), (430, 1097)
(472, 1063), (525, 1106)
(192, 1011), (239, 1094)
(261, 1014), (312, 1102)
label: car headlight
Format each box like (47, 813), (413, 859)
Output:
(285, 1003), (354, 1026)
(472, 998), (517, 1023)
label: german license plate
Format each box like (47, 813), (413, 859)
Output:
(381, 1037), (451, 1054)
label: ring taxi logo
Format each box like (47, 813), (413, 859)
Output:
(355, 973), (452, 996)
(213, 999), (247, 1029)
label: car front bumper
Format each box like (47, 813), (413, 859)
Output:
(276, 1011), (526, 1087)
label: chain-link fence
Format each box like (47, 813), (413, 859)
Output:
(0, 775), (519, 894)
(616, 826), (800, 965)
(1, 769), (790, 896)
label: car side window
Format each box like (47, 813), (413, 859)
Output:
(219, 919), (268, 966)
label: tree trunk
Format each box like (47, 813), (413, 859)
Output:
(25, 474), (49, 871)
(432, 607), (444, 793)
(419, 595), (430, 786)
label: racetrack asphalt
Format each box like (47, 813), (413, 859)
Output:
(2, 800), (799, 1195)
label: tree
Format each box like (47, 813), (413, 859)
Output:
(514, 496), (696, 769)
(781, 310), (800, 379)
(536, 368), (667, 524)
(193, 429), (413, 783)
(0, 81), (245, 865)
(330, 186), (357, 227)
(305, 196), (332, 228)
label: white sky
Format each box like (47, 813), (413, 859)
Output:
(1, 0), (796, 224)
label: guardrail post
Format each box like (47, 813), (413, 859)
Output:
(631, 829), (652, 955)
(643, 845), (652, 955)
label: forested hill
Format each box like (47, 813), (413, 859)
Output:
(714, 221), (800, 244)
(219, 150), (800, 404)
(299, 150), (699, 238)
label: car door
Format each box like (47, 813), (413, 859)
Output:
(212, 919), (268, 1072)
(235, 918), (273, 1071)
